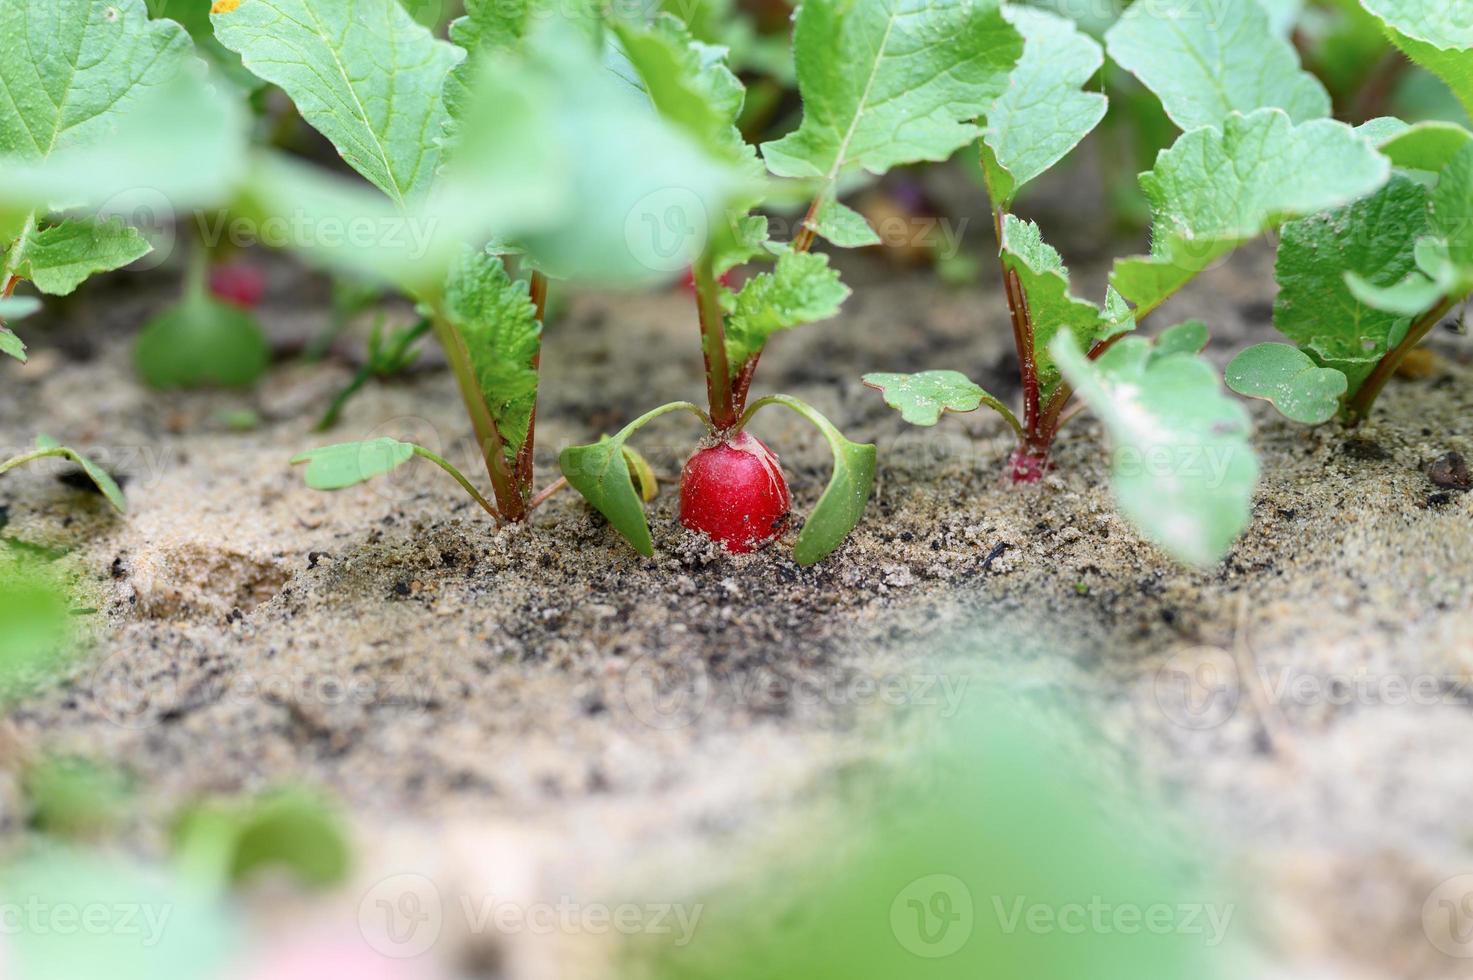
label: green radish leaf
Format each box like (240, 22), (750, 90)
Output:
(172, 790), (350, 892)
(761, 0), (1022, 194)
(559, 403), (706, 558)
(212, 0), (462, 207)
(1359, 0), (1473, 117)
(743, 395), (876, 566)
(1052, 333), (1257, 567)
(1256, 0), (1305, 35)
(0, 297), (38, 362)
(1274, 176), (1430, 391)
(1226, 343), (1349, 424)
(981, 7), (1108, 207)
(30, 436), (127, 513)
(710, 214), (772, 276)
(1110, 109), (1392, 316)
(134, 294), (269, 390)
(1375, 120), (1473, 171)
(0, 71), (248, 214)
(1104, 0), (1330, 131)
(147, 0), (261, 92)
(444, 251), (541, 462)
(445, 0), (599, 125)
(24, 756), (133, 839)
(291, 438), (417, 491)
(1151, 320), (1210, 361)
(1345, 142), (1473, 317)
(12, 219), (151, 297)
(1001, 215), (1126, 403)
(723, 251), (850, 376)
(0, 0), (194, 177)
(808, 198), (881, 249)
(614, 14), (757, 174)
(862, 370), (1011, 428)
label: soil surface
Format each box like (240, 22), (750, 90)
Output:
(2, 197), (1472, 978)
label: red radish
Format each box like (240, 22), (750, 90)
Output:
(680, 431), (791, 552)
(209, 262), (266, 309)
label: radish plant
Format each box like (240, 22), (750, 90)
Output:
(1227, 3), (1473, 425)
(866, 0), (1396, 565)
(209, 0), (749, 524)
(0, 0), (247, 508)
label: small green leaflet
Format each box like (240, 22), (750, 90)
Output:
(1153, 319), (1209, 359)
(1359, 0), (1473, 117)
(134, 293), (269, 390)
(11, 436), (128, 513)
(443, 251), (542, 461)
(862, 370), (1010, 427)
(808, 199), (881, 248)
(560, 402), (708, 557)
(743, 395), (877, 566)
(1274, 176), (1429, 389)
(1226, 343), (1348, 424)
(213, 0), (463, 208)
(723, 251), (850, 376)
(1052, 333), (1257, 567)
(292, 438), (417, 490)
(0, 297), (39, 362)
(12, 219), (151, 297)
(1001, 216), (1128, 402)
(980, 7), (1108, 207)
(761, 0), (1022, 196)
(1104, 0), (1330, 131)
(1111, 109), (1392, 316)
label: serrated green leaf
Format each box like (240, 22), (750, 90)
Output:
(1226, 343), (1349, 423)
(761, 0), (1022, 207)
(862, 370), (1000, 426)
(1111, 109), (1393, 315)
(724, 251), (850, 375)
(615, 15), (756, 173)
(1052, 334), (1257, 567)
(1152, 320), (1210, 360)
(444, 251), (541, 460)
(30, 436), (127, 513)
(13, 219), (151, 296)
(213, 0), (462, 208)
(134, 293), (268, 389)
(1001, 216), (1122, 402)
(0, 327), (26, 362)
(559, 402), (706, 557)
(1105, 0), (1330, 131)
(1274, 175), (1430, 386)
(744, 395), (876, 566)
(981, 7), (1108, 206)
(291, 438), (416, 490)
(1360, 0), (1473, 116)
(809, 198), (881, 249)
(445, 0), (600, 127)
(711, 214), (771, 277)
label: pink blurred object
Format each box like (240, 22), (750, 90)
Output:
(208, 262), (267, 309)
(228, 934), (428, 980)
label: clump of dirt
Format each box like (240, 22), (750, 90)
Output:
(1, 230), (1471, 979)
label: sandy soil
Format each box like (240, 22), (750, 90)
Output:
(1, 214), (1472, 978)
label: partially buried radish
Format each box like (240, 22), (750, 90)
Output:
(208, 261), (266, 309)
(680, 431), (790, 552)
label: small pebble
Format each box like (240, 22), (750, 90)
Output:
(1427, 452), (1472, 491)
